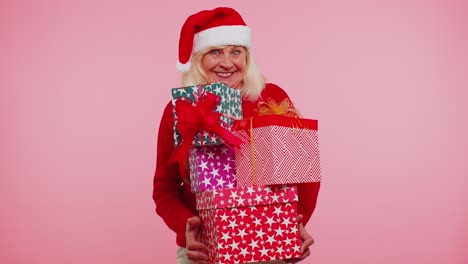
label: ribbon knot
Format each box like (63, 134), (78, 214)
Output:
(171, 90), (243, 163)
(257, 98), (301, 117)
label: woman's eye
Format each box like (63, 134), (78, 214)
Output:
(232, 50), (241, 55)
(210, 50), (220, 55)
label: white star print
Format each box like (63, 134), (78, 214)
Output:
(216, 177), (226, 187)
(255, 229), (265, 239)
(271, 193), (280, 203)
(290, 226), (298, 233)
(230, 191), (239, 199)
(239, 247), (249, 258)
(249, 205), (257, 211)
(221, 232), (231, 242)
(281, 217), (292, 227)
(220, 213), (229, 222)
(200, 160), (208, 171)
(201, 177), (211, 187)
(293, 244), (301, 253)
(207, 150), (215, 159)
(276, 246), (285, 255)
(265, 216), (275, 227)
(273, 206), (284, 217)
(260, 246), (269, 257)
(275, 226), (286, 237)
(210, 168), (220, 177)
(238, 210), (247, 218)
(249, 239), (259, 250)
(218, 242), (224, 250)
(229, 240), (239, 251)
(253, 218), (262, 226)
(220, 146), (228, 155)
(254, 194), (263, 203)
(176, 88), (187, 95)
(223, 163), (232, 172)
(266, 235), (275, 245)
(223, 252), (232, 261)
(246, 187), (255, 195)
(237, 228), (247, 239)
(228, 219), (238, 230)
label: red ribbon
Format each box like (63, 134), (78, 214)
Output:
(171, 91), (243, 163)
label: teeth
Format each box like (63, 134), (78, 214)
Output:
(217, 72), (232, 77)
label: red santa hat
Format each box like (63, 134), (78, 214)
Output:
(176, 7), (251, 72)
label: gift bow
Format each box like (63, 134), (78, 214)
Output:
(171, 91), (243, 163)
(257, 98), (301, 117)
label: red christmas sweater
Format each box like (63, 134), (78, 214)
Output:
(153, 83), (320, 247)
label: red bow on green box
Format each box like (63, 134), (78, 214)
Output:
(171, 90), (243, 163)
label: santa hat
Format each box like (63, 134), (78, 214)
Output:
(176, 7), (251, 72)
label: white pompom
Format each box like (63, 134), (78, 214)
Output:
(176, 61), (192, 72)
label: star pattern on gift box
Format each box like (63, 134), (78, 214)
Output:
(197, 185), (301, 263)
(234, 123), (321, 187)
(189, 145), (237, 192)
(196, 185), (298, 210)
(171, 83), (243, 146)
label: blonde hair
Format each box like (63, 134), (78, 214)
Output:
(181, 46), (265, 101)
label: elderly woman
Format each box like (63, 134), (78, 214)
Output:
(153, 7), (320, 264)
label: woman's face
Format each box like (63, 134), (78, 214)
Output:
(201, 46), (247, 89)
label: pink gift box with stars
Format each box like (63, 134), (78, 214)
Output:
(189, 145), (237, 193)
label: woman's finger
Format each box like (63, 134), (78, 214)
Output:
(186, 249), (209, 260)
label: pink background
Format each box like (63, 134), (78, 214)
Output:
(2, 0), (467, 263)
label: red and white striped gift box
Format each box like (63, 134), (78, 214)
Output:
(233, 115), (321, 187)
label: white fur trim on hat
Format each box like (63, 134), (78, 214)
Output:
(176, 61), (192, 72)
(193, 25), (251, 53)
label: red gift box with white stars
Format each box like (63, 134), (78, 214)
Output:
(196, 185), (301, 263)
(233, 115), (321, 187)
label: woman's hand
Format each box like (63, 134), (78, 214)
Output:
(286, 214), (315, 263)
(185, 216), (209, 264)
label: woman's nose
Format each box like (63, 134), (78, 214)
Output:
(219, 55), (234, 68)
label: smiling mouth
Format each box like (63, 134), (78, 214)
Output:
(215, 72), (234, 78)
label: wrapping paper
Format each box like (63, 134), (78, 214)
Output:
(233, 115), (321, 187)
(172, 82), (242, 147)
(189, 145), (237, 192)
(196, 185), (301, 263)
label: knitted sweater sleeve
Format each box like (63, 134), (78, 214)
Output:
(152, 102), (196, 246)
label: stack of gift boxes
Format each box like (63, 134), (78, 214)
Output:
(172, 83), (321, 264)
